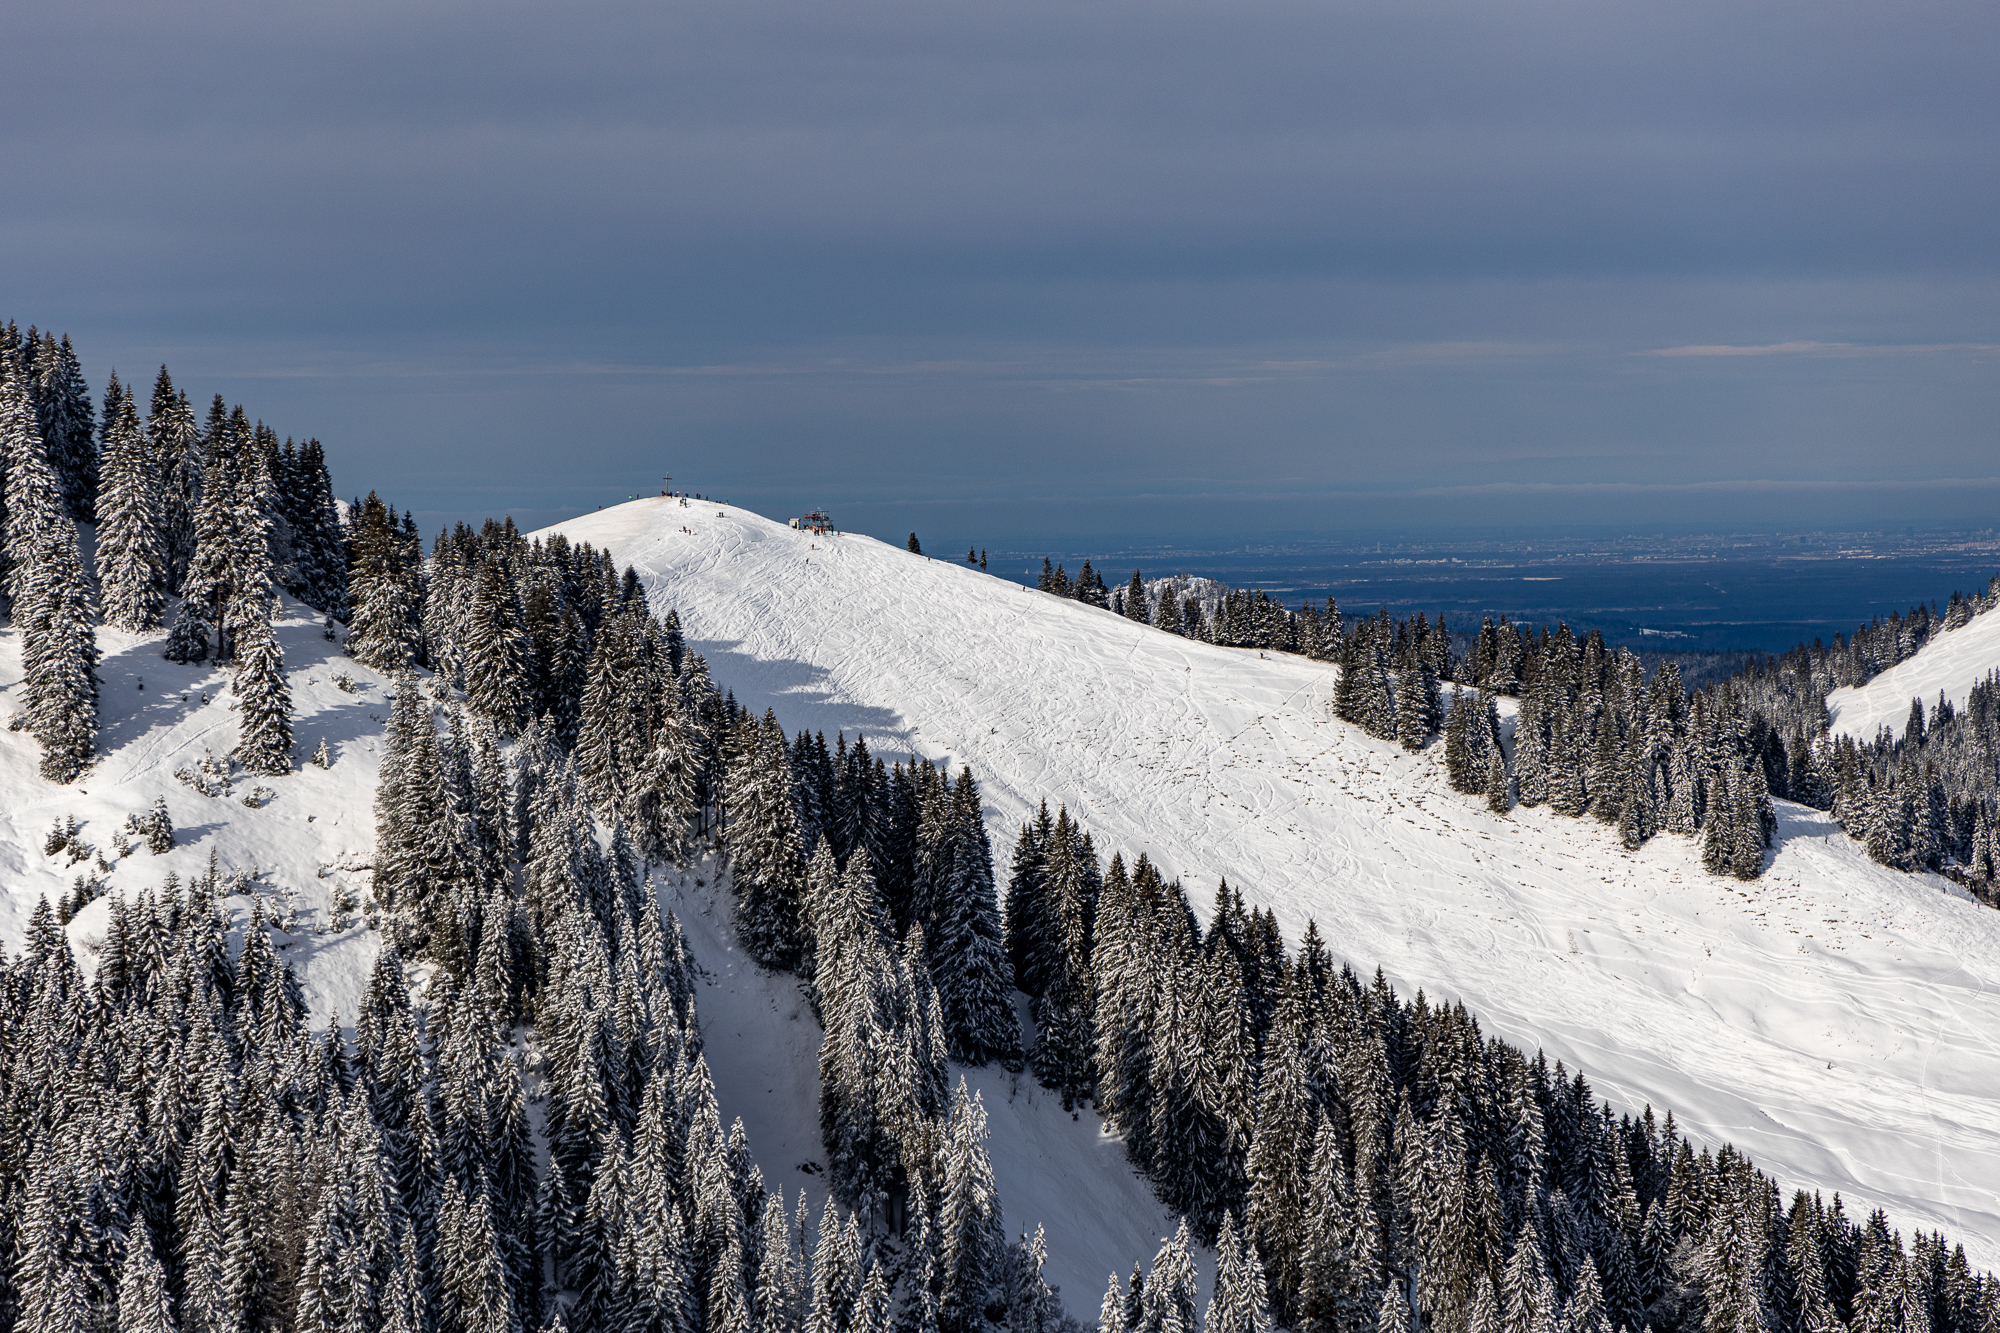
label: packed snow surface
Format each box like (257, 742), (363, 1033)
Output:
(1827, 604), (2000, 741)
(540, 498), (2000, 1266)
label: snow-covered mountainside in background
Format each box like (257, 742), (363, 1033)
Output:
(541, 498), (2000, 1266)
(1828, 603), (2000, 741)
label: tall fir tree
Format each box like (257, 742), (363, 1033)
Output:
(96, 377), (169, 631)
(147, 367), (204, 594)
(5, 353), (98, 781)
(463, 555), (533, 732)
(232, 613), (293, 775)
(28, 333), (97, 524)
(930, 769), (1018, 1066)
(347, 493), (423, 672)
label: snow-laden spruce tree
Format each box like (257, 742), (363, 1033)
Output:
(232, 614), (292, 774)
(1207, 1213), (1276, 1333)
(347, 492), (422, 673)
(97, 376), (167, 631)
(1003, 806), (1052, 993)
(17, 531), (99, 783)
(938, 1082), (1004, 1333)
(145, 795), (174, 852)
(146, 367), (203, 593)
(182, 398), (272, 661)
(1243, 987), (1313, 1322)
(726, 711), (809, 969)
(116, 1216), (174, 1333)
(637, 691), (700, 865)
(4, 357), (71, 605)
(1139, 1222), (1201, 1333)
(286, 438), (349, 617)
(929, 768), (1018, 1066)
(576, 616), (649, 819)
(1030, 809), (1097, 1107)
(3, 352), (98, 781)
(26, 331), (97, 523)
(461, 555), (532, 732)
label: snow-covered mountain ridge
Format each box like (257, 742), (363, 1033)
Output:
(538, 498), (2000, 1266)
(4, 494), (1998, 1291)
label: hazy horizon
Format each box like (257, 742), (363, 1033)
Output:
(7, 0), (1996, 537)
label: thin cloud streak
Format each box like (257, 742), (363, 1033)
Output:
(1645, 341), (2000, 358)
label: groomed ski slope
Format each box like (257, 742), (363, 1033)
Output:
(1828, 603), (2000, 741)
(544, 497), (2000, 1267)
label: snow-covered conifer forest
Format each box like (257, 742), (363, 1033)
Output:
(3, 322), (2000, 1333)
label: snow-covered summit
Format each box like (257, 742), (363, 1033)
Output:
(541, 498), (2000, 1266)
(1828, 601), (2000, 741)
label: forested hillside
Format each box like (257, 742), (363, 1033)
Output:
(1, 324), (1997, 1333)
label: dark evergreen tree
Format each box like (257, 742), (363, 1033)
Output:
(32, 333), (97, 523)
(728, 711), (810, 969)
(347, 493), (422, 672)
(96, 377), (168, 632)
(930, 769), (1018, 1066)
(6, 363), (99, 780)
(232, 614), (293, 775)
(463, 555), (533, 732)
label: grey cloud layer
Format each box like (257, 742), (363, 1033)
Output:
(3, 0), (1995, 537)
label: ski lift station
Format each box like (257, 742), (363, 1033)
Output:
(791, 509), (835, 535)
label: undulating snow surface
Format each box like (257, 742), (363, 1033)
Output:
(1827, 604), (2000, 741)
(538, 498), (2000, 1266)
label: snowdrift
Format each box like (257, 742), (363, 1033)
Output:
(538, 498), (2000, 1266)
(1827, 604), (2000, 741)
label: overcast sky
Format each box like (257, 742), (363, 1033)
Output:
(5, 0), (1996, 544)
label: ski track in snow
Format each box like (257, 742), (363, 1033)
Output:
(1827, 604), (2000, 742)
(538, 499), (2000, 1268)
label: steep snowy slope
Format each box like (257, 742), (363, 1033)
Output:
(543, 498), (2000, 1266)
(1828, 604), (2000, 740)
(0, 599), (389, 1020)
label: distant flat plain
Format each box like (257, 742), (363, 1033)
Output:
(1000, 527), (2000, 657)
